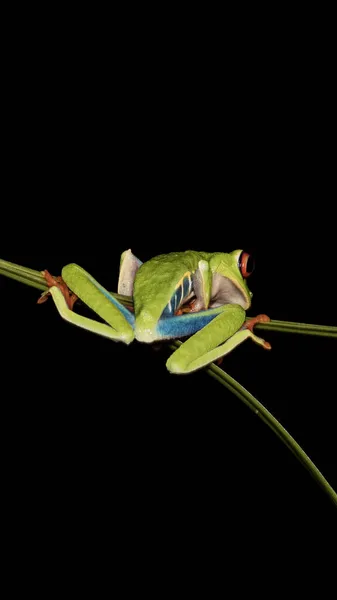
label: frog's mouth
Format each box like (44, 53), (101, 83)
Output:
(209, 273), (250, 310)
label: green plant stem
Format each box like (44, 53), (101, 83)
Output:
(206, 364), (337, 506)
(168, 341), (337, 507)
(0, 259), (47, 291)
(246, 318), (337, 338)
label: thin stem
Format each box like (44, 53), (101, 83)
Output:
(247, 318), (337, 338)
(169, 341), (337, 507)
(0, 259), (47, 291)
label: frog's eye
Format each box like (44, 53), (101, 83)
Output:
(239, 252), (255, 278)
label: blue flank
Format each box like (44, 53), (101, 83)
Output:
(162, 273), (192, 317)
(157, 308), (221, 339)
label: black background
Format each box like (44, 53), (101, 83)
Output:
(1, 239), (336, 544)
(2, 37), (336, 557)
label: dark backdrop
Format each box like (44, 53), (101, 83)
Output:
(1, 241), (336, 543)
(2, 16), (336, 574)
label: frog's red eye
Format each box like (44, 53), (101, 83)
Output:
(239, 252), (255, 278)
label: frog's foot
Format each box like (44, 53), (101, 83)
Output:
(214, 316), (271, 365)
(37, 270), (78, 310)
(175, 299), (200, 316)
(243, 314), (271, 349)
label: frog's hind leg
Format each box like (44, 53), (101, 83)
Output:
(47, 263), (136, 343)
(162, 305), (270, 373)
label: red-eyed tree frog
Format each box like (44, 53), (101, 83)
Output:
(41, 249), (271, 374)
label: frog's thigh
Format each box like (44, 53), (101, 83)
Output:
(166, 304), (246, 373)
(60, 264), (135, 343)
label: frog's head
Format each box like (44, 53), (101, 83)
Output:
(209, 250), (254, 310)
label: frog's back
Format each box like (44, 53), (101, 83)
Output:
(134, 250), (207, 336)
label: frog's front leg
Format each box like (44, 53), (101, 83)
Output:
(165, 305), (270, 374)
(45, 264), (135, 343)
